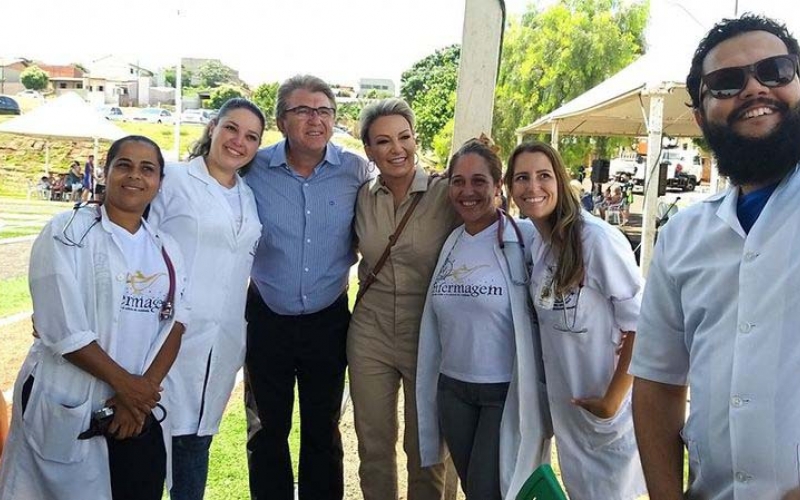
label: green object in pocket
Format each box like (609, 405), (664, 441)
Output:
(515, 463), (568, 500)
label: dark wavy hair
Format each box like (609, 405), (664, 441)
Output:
(687, 14), (800, 109)
(447, 138), (503, 183)
(188, 98), (265, 160)
(505, 141), (584, 295)
(104, 135), (165, 179)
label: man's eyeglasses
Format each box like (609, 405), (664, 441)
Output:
(702, 54), (800, 100)
(285, 105), (336, 119)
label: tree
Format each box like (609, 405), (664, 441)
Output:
(198, 60), (233, 88)
(208, 85), (244, 109)
(252, 82), (279, 128)
(493, 0), (649, 159)
(400, 44), (461, 150)
(20, 66), (49, 91)
(164, 65), (193, 89)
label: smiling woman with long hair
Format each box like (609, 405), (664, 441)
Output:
(506, 140), (645, 500)
(0, 136), (189, 500)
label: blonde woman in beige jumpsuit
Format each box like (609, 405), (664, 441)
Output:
(348, 98), (459, 500)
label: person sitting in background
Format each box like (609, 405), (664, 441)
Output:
(36, 176), (51, 200)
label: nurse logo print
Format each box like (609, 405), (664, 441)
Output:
(431, 253), (504, 298)
(121, 270), (166, 314)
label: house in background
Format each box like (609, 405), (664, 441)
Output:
(0, 58), (33, 95)
(357, 78), (395, 98)
(85, 55), (155, 106)
(41, 64), (87, 96)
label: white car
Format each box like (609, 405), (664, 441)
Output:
(132, 108), (174, 124)
(16, 89), (44, 100)
(98, 105), (127, 122)
(180, 109), (212, 125)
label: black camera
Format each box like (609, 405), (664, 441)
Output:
(78, 406), (115, 440)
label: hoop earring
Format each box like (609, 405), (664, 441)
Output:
(414, 153), (420, 166)
(367, 160), (377, 173)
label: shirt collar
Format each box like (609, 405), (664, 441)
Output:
(369, 165), (431, 195)
(267, 138), (342, 170)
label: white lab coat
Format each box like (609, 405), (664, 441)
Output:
(417, 217), (553, 500)
(148, 157), (261, 436)
(631, 165), (800, 499)
(530, 212), (645, 500)
(0, 205), (189, 500)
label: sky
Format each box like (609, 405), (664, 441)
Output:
(1, 0), (798, 88)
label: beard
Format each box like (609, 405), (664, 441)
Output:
(700, 99), (800, 186)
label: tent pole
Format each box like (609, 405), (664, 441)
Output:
(641, 93), (665, 276)
(45, 142), (50, 174)
(550, 122), (559, 150)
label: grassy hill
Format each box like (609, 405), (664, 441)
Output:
(0, 116), (363, 197)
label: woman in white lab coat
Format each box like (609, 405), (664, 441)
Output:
(505, 141), (645, 500)
(0, 135), (189, 500)
(148, 98), (264, 500)
(416, 139), (552, 500)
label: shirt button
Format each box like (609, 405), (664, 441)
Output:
(306, 210), (311, 215)
(743, 251), (758, 262)
(306, 239), (311, 243)
(302, 295), (307, 299)
(304, 183), (309, 188)
(731, 395), (743, 407)
(304, 267), (309, 272)
(738, 322), (753, 334)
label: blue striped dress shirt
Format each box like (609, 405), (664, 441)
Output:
(245, 139), (371, 315)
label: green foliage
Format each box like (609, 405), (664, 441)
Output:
(335, 101), (367, 140)
(400, 45), (461, 150)
(20, 66), (49, 91)
(252, 82), (279, 128)
(164, 65), (193, 89)
(432, 117), (455, 169)
(198, 60), (234, 88)
(209, 85), (245, 110)
(493, 0), (649, 159)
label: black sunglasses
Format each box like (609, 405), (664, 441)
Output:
(702, 54), (800, 99)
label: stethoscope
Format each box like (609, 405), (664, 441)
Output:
(496, 208), (530, 286)
(52, 200), (176, 321)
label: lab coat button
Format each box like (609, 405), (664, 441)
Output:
(743, 251), (758, 262)
(731, 396), (743, 407)
(735, 471), (749, 482)
(738, 322), (752, 334)
(116, 273), (125, 281)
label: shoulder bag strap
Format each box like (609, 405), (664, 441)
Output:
(354, 174), (438, 307)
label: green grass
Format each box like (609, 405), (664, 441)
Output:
(0, 276), (31, 317)
(0, 226), (42, 239)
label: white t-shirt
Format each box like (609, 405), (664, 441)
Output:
(110, 222), (169, 375)
(217, 178), (243, 232)
(431, 224), (514, 383)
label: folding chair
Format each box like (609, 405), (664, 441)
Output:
(515, 464), (568, 500)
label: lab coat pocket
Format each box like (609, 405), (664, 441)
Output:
(25, 392), (91, 464)
(576, 399), (632, 450)
(681, 431), (702, 492)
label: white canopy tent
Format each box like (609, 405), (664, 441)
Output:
(515, 48), (700, 139)
(0, 92), (126, 171)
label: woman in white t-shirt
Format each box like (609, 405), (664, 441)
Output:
(506, 140), (645, 500)
(147, 98), (265, 500)
(416, 139), (551, 500)
(0, 135), (189, 500)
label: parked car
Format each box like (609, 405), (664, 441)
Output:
(98, 105), (127, 122)
(180, 108), (212, 125)
(0, 96), (21, 115)
(132, 107), (174, 124)
(16, 89), (44, 101)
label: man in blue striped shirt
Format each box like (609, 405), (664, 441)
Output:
(243, 75), (370, 500)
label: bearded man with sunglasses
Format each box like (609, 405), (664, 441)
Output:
(630, 15), (800, 500)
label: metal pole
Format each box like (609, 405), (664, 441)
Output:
(172, 6), (183, 161)
(641, 92), (665, 276)
(550, 122), (560, 150)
